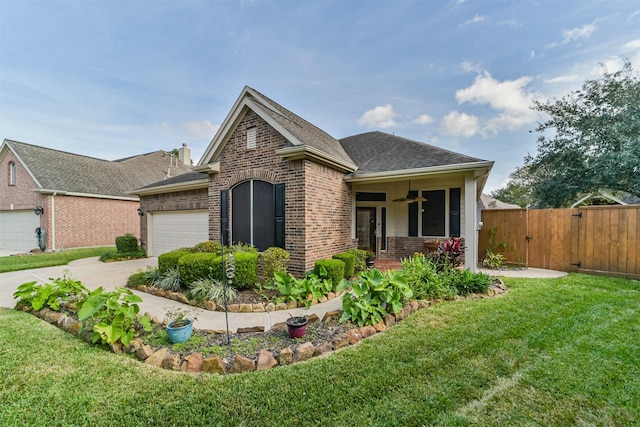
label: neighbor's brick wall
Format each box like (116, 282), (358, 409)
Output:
(0, 149), (47, 212)
(138, 188), (208, 252)
(208, 109), (354, 276)
(51, 195), (140, 250)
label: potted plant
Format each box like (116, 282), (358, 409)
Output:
(165, 308), (197, 343)
(285, 313), (308, 338)
(365, 250), (376, 269)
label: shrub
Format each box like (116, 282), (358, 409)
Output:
(177, 252), (218, 286)
(260, 247), (290, 283)
(126, 271), (148, 287)
(229, 243), (258, 254)
(13, 276), (88, 311)
(158, 249), (192, 274)
(400, 254), (453, 300)
(332, 252), (355, 278)
(186, 276), (238, 306)
(193, 241), (223, 255)
(313, 259), (345, 289)
(209, 252), (258, 290)
(444, 269), (492, 296)
(346, 248), (368, 274)
(115, 233), (139, 253)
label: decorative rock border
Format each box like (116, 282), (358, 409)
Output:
(22, 280), (507, 375)
(128, 283), (348, 313)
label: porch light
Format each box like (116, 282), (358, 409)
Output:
(34, 206), (44, 216)
(137, 208), (144, 216)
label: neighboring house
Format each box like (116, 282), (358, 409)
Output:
(0, 140), (193, 253)
(132, 87), (493, 274)
(479, 194), (521, 210)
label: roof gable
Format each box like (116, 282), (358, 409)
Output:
(2, 139), (193, 199)
(198, 86), (357, 172)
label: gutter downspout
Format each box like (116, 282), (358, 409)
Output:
(51, 193), (56, 251)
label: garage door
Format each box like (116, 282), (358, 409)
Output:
(0, 210), (40, 251)
(149, 210), (208, 256)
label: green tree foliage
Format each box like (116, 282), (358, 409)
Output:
(524, 60), (640, 207)
(489, 166), (533, 208)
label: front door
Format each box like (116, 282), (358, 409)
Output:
(356, 207), (376, 253)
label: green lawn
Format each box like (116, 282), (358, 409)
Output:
(1, 274), (638, 426)
(0, 246), (114, 273)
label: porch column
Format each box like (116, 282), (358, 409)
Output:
(464, 172), (477, 272)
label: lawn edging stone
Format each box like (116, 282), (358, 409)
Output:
(23, 278), (507, 375)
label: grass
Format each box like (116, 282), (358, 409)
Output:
(0, 246), (115, 273)
(1, 273), (639, 426)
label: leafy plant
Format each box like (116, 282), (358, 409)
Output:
(483, 251), (506, 270)
(313, 259), (345, 289)
(164, 307), (198, 327)
(115, 233), (139, 253)
(444, 269), (493, 296)
(340, 268), (413, 327)
(13, 276), (88, 311)
(346, 248), (368, 274)
(400, 253), (453, 300)
(156, 267), (183, 292)
(144, 266), (162, 286)
(186, 276), (238, 306)
(78, 287), (152, 346)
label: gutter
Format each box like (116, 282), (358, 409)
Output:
(344, 161), (494, 183)
(34, 189), (139, 201)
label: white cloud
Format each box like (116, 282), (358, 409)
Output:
(441, 111), (480, 138)
(544, 74), (581, 84)
(180, 120), (220, 139)
(461, 14), (485, 27)
(461, 61), (483, 73)
(357, 104), (398, 128)
(454, 72), (539, 134)
(624, 39), (640, 49)
(562, 23), (596, 43)
(412, 114), (434, 125)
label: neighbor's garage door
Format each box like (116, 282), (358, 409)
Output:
(0, 210), (39, 251)
(149, 210), (208, 256)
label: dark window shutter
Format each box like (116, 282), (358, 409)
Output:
(220, 189), (229, 246)
(449, 188), (461, 237)
(274, 183), (285, 249)
(408, 190), (418, 236)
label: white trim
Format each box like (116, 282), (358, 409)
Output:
(34, 189), (139, 201)
(275, 145), (358, 172)
(129, 179), (209, 196)
(344, 161), (494, 183)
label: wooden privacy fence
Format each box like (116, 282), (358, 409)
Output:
(478, 205), (640, 279)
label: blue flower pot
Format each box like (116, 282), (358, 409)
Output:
(166, 319), (193, 343)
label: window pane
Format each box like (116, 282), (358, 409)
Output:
(422, 190), (445, 236)
(449, 188), (461, 237)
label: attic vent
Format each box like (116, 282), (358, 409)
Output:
(247, 127), (256, 149)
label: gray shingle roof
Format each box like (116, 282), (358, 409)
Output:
(136, 170), (208, 190)
(339, 131), (488, 174)
(247, 87), (356, 167)
(4, 140), (193, 198)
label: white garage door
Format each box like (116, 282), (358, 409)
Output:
(149, 210), (209, 256)
(0, 210), (40, 251)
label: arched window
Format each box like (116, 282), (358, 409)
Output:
(8, 162), (16, 185)
(225, 180), (285, 251)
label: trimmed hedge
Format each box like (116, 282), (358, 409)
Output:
(193, 241), (223, 255)
(209, 252), (259, 290)
(158, 250), (193, 274)
(178, 253), (218, 286)
(115, 234), (138, 253)
(314, 259), (345, 289)
(260, 247), (290, 282)
(332, 252), (355, 278)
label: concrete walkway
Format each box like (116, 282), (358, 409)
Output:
(0, 256), (566, 332)
(0, 256), (342, 332)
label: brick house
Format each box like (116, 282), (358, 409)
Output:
(0, 140), (192, 253)
(132, 87), (493, 275)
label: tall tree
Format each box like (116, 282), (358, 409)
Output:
(524, 60), (640, 207)
(490, 165), (533, 208)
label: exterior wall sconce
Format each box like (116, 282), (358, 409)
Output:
(137, 208), (144, 216)
(34, 206), (44, 216)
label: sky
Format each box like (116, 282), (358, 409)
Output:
(1, 0), (639, 193)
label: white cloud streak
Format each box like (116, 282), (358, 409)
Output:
(562, 23), (596, 43)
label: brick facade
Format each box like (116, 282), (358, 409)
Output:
(207, 109), (355, 276)
(0, 149), (46, 211)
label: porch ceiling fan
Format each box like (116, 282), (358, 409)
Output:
(392, 180), (428, 203)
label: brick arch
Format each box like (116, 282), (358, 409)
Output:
(223, 169), (279, 189)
